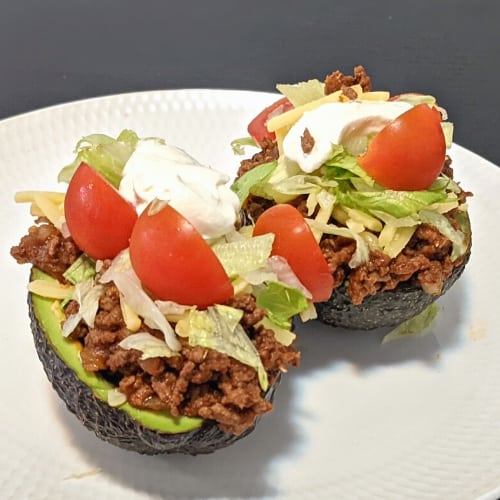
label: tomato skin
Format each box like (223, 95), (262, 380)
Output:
(358, 104), (446, 191)
(253, 204), (333, 302)
(248, 97), (294, 146)
(64, 162), (138, 260)
(129, 202), (233, 308)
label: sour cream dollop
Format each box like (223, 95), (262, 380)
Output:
(119, 140), (240, 239)
(283, 101), (413, 173)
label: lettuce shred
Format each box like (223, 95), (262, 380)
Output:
(276, 79), (325, 107)
(118, 332), (178, 359)
(100, 250), (180, 351)
(63, 254), (96, 284)
(62, 279), (103, 337)
(255, 281), (309, 329)
(178, 305), (269, 391)
(57, 129), (139, 188)
(230, 136), (258, 155)
(231, 161), (278, 204)
(382, 304), (440, 343)
(212, 233), (275, 278)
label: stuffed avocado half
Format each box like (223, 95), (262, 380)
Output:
(232, 66), (472, 331)
(29, 270), (282, 454)
(11, 131), (308, 455)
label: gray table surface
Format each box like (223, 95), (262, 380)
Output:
(1, 0), (499, 165)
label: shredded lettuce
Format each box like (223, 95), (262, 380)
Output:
(154, 300), (192, 317)
(231, 161), (278, 204)
(323, 145), (374, 184)
(263, 174), (337, 200)
(257, 316), (296, 347)
(62, 279), (103, 337)
(418, 209), (467, 260)
(267, 255), (312, 299)
(57, 129), (139, 188)
(276, 79), (325, 107)
(180, 305), (269, 391)
(248, 158), (303, 202)
(246, 160), (337, 205)
(299, 301), (318, 322)
(240, 268), (277, 287)
(336, 189), (448, 218)
(100, 250), (180, 351)
(370, 210), (420, 228)
(119, 332), (178, 359)
(429, 175), (460, 194)
(382, 303), (440, 343)
(63, 254), (96, 284)
(231, 136), (258, 155)
(212, 233), (275, 278)
(255, 281), (309, 329)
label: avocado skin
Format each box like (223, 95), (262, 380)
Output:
(315, 248), (470, 330)
(28, 292), (280, 455)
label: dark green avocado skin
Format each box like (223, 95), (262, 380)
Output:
(315, 249), (470, 330)
(28, 293), (280, 455)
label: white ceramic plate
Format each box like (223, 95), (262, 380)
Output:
(1, 89), (499, 500)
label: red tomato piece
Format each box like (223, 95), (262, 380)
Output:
(129, 201), (233, 308)
(248, 97), (294, 146)
(253, 204), (333, 302)
(358, 104), (446, 191)
(64, 162), (138, 260)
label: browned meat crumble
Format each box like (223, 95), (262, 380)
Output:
(11, 218), (81, 282)
(11, 223), (300, 436)
(237, 137), (279, 178)
(301, 128), (315, 154)
(324, 65), (372, 95)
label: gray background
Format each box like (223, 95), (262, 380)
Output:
(1, 0), (498, 164)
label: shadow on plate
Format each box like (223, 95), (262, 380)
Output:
(52, 361), (300, 499)
(51, 275), (469, 499)
(295, 273), (469, 375)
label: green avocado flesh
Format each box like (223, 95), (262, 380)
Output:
(30, 268), (202, 434)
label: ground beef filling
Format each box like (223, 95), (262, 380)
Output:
(75, 286), (299, 435)
(345, 224), (459, 304)
(12, 224), (300, 436)
(236, 68), (470, 305)
(10, 219), (81, 282)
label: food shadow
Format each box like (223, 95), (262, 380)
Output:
(53, 361), (300, 499)
(294, 273), (469, 375)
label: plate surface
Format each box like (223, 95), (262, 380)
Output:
(1, 89), (499, 500)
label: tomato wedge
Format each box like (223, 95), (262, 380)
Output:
(248, 97), (293, 146)
(358, 104), (446, 191)
(64, 162), (138, 260)
(129, 201), (233, 308)
(253, 204), (333, 302)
